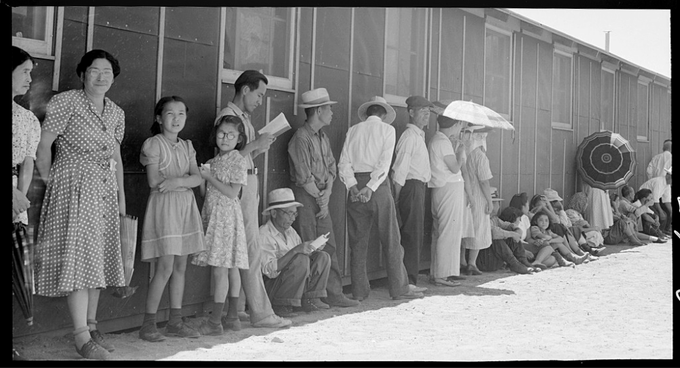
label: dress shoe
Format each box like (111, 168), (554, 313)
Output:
(409, 284), (428, 293)
(252, 314), (292, 328)
(221, 316), (242, 331)
(294, 298), (319, 313)
(139, 324), (166, 342)
(75, 339), (111, 360)
(311, 298), (330, 309)
(237, 311), (250, 322)
(272, 305), (299, 318)
(447, 275), (467, 281)
(90, 329), (115, 352)
(322, 295), (360, 308)
(196, 319), (224, 336)
(165, 322), (200, 338)
(466, 264), (483, 275)
(392, 290), (424, 300)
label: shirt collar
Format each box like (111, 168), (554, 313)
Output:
(406, 123), (425, 138)
(364, 115), (384, 124)
(264, 219), (292, 239)
(227, 101), (248, 118)
(302, 123), (322, 137)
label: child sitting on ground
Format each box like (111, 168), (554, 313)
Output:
(528, 211), (590, 266)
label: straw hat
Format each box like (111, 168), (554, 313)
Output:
(357, 96), (396, 125)
(298, 88), (337, 109)
(665, 167), (672, 175)
(543, 188), (563, 202)
(262, 188), (303, 215)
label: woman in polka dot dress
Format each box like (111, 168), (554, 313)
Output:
(137, 96), (205, 342)
(34, 50), (126, 360)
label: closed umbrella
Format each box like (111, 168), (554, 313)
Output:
(12, 224), (34, 326)
(112, 214), (139, 299)
(576, 130), (636, 190)
(442, 100), (515, 131)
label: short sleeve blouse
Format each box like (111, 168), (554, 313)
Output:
(12, 101), (42, 166)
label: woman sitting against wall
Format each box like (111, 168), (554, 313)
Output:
(503, 193), (557, 268)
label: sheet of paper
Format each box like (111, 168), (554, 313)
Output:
(258, 112), (291, 137)
(310, 232), (329, 250)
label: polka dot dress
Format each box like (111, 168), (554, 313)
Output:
(35, 89), (126, 297)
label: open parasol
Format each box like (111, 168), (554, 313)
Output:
(12, 224), (34, 326)
(112, 214), (139, 298)
(442, 100), (515, 132)
(576, 130), (636, 190)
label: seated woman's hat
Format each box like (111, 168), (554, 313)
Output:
(543, 188), (563, 202)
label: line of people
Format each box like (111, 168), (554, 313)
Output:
(12, 45), (672, 361)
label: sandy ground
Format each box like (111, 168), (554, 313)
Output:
(13, 240), (674, 362)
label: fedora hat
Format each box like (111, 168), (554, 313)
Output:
(262, 188), (303, 215)
(299, 88), (337, 109)
(490, 187), (504, 201)
(357, 96), (396, 125)
(543, 188), (563, 202)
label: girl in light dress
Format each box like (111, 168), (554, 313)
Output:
(192, 115), (249, 335)
(138, 96), (205, 342)
(528, 211), (589, 266)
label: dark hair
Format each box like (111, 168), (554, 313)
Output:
(304, 105), (327, 119)
(234, 70), (268, 96)
(621, 185), (634, 199)
(498, 206), (523, 224)
(437, 114), (456, 129)
(529, 194), (544, 211)
(366, 104), (387, 117)
(508, 192), (529, 211)
(211, 115), (247, 151)
(634, 188), (653, 203)
(12, 46), (35, 72)
(530, 210), (552, 228)
(76, 49), (121, 79)
(662, 139), (671, 150)
(151, 96), (189, 135)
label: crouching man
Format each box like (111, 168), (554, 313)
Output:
(259, 188), (331, 318)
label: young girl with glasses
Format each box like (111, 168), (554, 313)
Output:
(191, 115), (249, 335)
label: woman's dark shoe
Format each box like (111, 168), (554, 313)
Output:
(466, 264), (483, 276)
(139, 324), (166, 342)
(165, 322), (200, 338)
(196, 319), (224, 336)
(75, 339), (111, 360)
(90, 330), (115, 352)
(221, 316), (242, 331)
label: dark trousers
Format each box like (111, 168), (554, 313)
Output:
(654, 202), (672, 233)
(264, 252), (330, 307)
(347, 174), (409, 299)
(477, 238), (529, 273)
(397, 179), (426, 285)
(291, 185), (346, 302)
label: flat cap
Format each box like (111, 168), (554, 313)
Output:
(405, 95), (433, 109)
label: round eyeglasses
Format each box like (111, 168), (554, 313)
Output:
(217, 132), (238, 140)
(278, 209), (298, 218)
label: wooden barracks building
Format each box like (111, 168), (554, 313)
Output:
(12, 6), (671, 337)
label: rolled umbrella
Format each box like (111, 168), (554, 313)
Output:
(442, 100), (515, 131)
(112, 214), (139, 299)
(576, 130), (636, 191)
(12, 224), (34, 326)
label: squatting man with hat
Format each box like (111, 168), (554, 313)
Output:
(287, 88), (360, 308)
(391, 95), (433, 293)
(338, 96), (424, 301)
(258, 188), (332, 318)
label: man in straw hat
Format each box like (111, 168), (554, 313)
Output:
(259, 188), (331, 318)
(391, 95), (433, 292)
(213, 70), (290, 328)
(338, 96), (423, 301)
(288, 88), (360, 309)
(476, 188), (543, 274)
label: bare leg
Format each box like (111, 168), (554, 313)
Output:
(87, 289), (100, 331)
(145, 255), (175, 313)
(532, 245), (554, 265)
(67, 289), (91, 348)
(213, 266), (231, 304)
(467, 249), (480, 267)
(169, 255), (188, 309)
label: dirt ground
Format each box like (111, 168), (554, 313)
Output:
(13, 240), (674, 362)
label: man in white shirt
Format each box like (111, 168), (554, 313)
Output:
(338, 96), (423, 301)
(639, 167), (672, 235)
(213, 70), (290, 328)
(259, 188), (331, 318)
(391, 95), (433, 291)
(646, 139), (671, 179)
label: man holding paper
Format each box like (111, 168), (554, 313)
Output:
(213, 70), (291, 329)
(259, 188), (331, 318)
(288, 88), (360, 309)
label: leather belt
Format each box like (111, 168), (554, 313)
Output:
(247, 167), (258, 175)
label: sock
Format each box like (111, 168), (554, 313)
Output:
(168, 308), (182, 326)
(210, 302), (225, 325)
(142, 313), (157, 328)
(226, 296), (239, 319)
